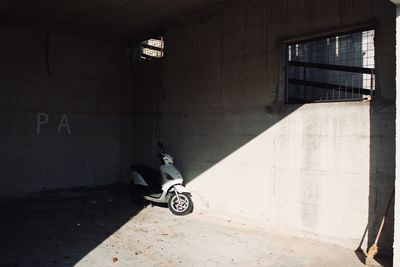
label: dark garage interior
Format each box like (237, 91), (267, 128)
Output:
(1, 0), (400, 266)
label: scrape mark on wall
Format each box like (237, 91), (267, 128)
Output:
(301, 178), (320, 228)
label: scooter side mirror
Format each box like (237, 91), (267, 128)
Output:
(157, 141), (165, 153)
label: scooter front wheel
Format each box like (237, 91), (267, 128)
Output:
(168, 193), (194, 216)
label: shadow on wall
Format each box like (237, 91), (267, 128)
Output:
(367, 102), (395, 260)
(158, 100), (394, 261)
(162, 104), (300, 185)
(151, 0), (396, 260)
(129, 0), (396, 261)
(354, 102), (395, 266)
(0, 185), (143, 267)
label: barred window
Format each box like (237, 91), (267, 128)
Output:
(286, 29), (375, 103)
(140, 36), (164, 61)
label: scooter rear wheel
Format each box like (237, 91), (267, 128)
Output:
(168, 193), (193, 216)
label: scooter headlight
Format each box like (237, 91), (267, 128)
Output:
(163, 154), (174, 164)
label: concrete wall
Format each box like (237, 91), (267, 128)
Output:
(0, 26), (125, 197)
(145, 0), (396, 252)
(131, 61), (163, 168)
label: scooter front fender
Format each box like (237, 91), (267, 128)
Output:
(171, 185), (191, 194)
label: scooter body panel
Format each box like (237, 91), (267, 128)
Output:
(160, 164), (183, 184)
(131, 171), (148, 187)
(143, 180), (183, 203)
(143, 194), (168, 203)
(171, 184), (191, 194)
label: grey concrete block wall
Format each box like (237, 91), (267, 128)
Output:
(0, 26), (125, 197)
(129, 61), (163, 169)
(138, 0), (396, 252)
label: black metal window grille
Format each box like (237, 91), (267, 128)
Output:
(140, 36), (164, 61)
(286, 29), (375, 104)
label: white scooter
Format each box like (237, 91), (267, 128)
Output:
(130, 142), (193, 216)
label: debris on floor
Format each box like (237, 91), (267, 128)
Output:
(0, 187), (392, 267)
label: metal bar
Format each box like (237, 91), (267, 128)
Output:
(288, 61), (374, 74)
(142, 36), (163, 41)
(303, 66), (307, 101)
(287, 96), (369, 104)
(370, 70), (375, 98)
(281, 23), (375, 45)
(288, 78), (372, 95)
(140, 54), (157, 61)
(141, 43), (163, 52)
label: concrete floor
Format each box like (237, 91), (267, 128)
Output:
(0, 187), (392, 267)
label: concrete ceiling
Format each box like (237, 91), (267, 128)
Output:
(0, 0), (224, 39)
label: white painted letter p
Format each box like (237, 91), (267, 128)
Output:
(36, 113), (49, 134)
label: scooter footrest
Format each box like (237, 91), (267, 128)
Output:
(148, 192), (162, 198)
